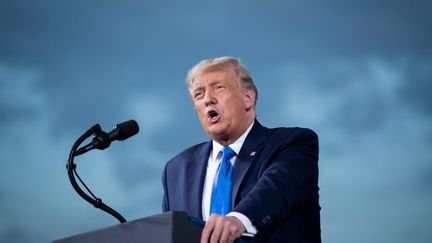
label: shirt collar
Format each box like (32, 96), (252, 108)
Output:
(210, 121), (255, 162)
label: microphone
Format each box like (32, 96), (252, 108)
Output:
(75, 120), (139, 156)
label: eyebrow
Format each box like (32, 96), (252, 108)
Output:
(191, 86), (204, 93)
(191, 80), (224, 92)
(207, 80), (225, 88)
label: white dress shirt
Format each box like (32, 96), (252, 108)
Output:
(202, 121), (257, 235)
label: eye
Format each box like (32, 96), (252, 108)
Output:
(215, 84), (225, 90)
(194, 91), (204, 100)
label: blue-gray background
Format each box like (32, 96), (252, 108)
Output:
(1, 1), (431, 242)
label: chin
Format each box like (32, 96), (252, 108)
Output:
(206, 127), (225, 139)
(212, 133), (231, 144)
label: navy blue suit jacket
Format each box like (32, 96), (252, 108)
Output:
(162, 121), (321, 242)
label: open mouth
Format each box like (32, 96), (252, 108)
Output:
(207, 110), (220, 123)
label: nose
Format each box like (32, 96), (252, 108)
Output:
(203, 89), (217, 107)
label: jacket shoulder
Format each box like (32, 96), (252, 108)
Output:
(166, 141), (209, 165)
(266, 126), (318, 141)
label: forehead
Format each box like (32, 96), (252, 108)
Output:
(191, 68), (237, 88)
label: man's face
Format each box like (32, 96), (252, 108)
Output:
(190, 68), (255, 144)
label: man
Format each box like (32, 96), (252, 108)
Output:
(162, 57), (321, 243)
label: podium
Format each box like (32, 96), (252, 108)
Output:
(52, 211), (202, 243)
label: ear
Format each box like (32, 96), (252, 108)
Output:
(243, 89), (255, 111)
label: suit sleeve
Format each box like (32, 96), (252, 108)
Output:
(233, 129), (319, 229)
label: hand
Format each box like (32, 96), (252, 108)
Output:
(200, 214), (246, 243)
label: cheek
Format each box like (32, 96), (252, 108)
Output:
(194, 103), (206, 118)
(193, 101), (202, 110)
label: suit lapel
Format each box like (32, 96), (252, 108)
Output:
(186, 142), (212, 219)
(231, 121), (267, 208)
(185, 121), (268, 216)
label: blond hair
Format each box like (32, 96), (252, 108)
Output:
(186, 56), (258, 106)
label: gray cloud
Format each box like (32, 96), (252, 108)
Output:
(400, 58), (432, 116)
(272, 57), (432, 242)
(0, 226), (40, 243)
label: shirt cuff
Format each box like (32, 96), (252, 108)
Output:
(227, 212), (258, 235)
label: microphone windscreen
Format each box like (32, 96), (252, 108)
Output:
(114, 120), (139, 141)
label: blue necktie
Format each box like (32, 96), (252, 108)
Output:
(210, 146), (236, 215)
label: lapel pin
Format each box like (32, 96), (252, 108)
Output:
(250, 151), (256, 157)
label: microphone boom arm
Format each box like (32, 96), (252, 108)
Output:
(67, 124), (127, 223)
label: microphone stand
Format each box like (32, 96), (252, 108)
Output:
(67, 124), (127, 223)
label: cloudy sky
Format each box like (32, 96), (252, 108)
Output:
(1, 1), (431, 242)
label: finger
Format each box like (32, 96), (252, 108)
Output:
(219, 222), (231, 243)
(209, 216), (223, 243)
(201, 217), (215, 243)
